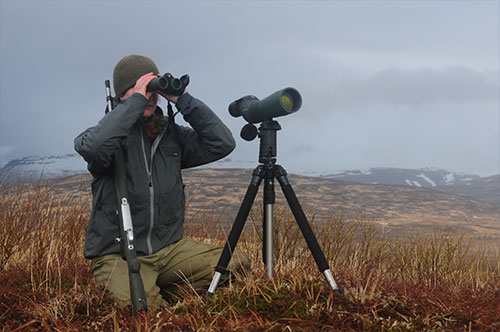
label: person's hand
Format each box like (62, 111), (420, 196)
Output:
(158, 89), (188, 104)
(132, 72), (156, 99)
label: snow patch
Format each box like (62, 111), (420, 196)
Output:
(443, 173), (455, 185)
(416, 173), (436, 187)
(405, 179), (422, 187)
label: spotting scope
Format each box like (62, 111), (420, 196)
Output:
(229, 88), (302, 124)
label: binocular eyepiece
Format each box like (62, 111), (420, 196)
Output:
(147, 73), (190, 96)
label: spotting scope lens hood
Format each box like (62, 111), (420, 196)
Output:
(229, 87), (302, 123)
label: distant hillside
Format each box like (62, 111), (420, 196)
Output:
(50, 169), (500, 242)
(180, 168), (498, 215)
(435, 174), (500, 207)
(319, 167), (479, 188)
(0, 153), (255, 184)
(0, 154), (483, 190)
(0, 154), (87, 184)
(5, 154), (499, 243)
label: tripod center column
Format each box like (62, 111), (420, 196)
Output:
(258, 120), (281, 278)
(263, 165), (275, 278)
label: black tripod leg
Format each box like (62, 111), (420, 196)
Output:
(275, 165), (343, 294)
(207, 166), (264, 297)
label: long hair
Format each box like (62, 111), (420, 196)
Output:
(144, 107), (169, 139)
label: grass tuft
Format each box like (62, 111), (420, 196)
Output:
(0, 180), (499, 331)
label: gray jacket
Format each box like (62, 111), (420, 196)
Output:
(74, 93), (235, 259)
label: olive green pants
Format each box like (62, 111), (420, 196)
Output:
(91, 239), (250, 307)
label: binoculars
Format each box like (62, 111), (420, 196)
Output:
(147, 73), (190, 96)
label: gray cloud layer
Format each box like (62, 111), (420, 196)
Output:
(331, 66), (499, 107)
(0, 1), (499, 176)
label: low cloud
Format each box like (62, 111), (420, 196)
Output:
(331, 66), (499, 107)
(0, 145), (15, 157)
(0, 146), (16, 166)
(286, 144), (320, 155)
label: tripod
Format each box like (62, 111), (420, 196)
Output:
(207, 119), (342, 296)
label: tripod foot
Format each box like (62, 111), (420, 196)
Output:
(323, 269), (343, 295)
(207, 271), (222, 297)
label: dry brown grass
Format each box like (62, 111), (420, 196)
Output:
(0, 180), (499, 331)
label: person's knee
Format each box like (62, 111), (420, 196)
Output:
(91, 255), (167, 308)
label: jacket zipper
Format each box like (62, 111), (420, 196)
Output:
(140, 126), (164, 255)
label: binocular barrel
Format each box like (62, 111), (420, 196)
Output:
(147, 76), (167, 92)
(229, 87), (302, 124)
(147, 73), (187, 96)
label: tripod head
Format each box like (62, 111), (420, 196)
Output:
(257, 120), (281, 165)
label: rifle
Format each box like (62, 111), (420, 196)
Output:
(105, 80), (147, 312)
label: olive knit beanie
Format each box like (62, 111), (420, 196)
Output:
(113, 55), (160, 97)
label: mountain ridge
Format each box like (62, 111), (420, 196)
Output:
(318, 167), (480, 187)
(0, 153), (489, 188)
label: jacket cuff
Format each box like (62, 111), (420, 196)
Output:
(130, 93), (149, 104)
(117, 93), (148, 117)
(175, 93), (194, 115)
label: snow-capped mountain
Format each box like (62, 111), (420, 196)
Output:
(0, 154), (481, 189)
(317, 167), (479, 188)
(0, 153), (256, 183)
(0, 154), (88, 183)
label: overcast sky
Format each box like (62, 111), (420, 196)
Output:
(1, 0), (499, 176)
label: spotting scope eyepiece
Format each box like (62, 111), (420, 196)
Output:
(229, 87), (302, 124)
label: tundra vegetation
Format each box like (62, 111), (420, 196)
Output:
(0, 181), (499, 331)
